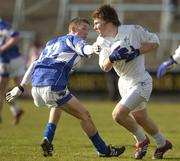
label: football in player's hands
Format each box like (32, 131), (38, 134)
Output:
(109, 41), (132, 62)
(125, 46), (140, 62)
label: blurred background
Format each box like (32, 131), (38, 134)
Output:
(1, 0), (180, 100)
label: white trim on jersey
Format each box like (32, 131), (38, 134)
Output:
(66, 38), (93, 57)
(20, 61), (37, 86)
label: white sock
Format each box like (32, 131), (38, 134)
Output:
(133, 128), (146, 143)
(10, 104), (20, 116)
(152, 131), (166, 148)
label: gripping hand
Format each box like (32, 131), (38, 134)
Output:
(125, 46), (140, 62)
(6, 86), (24, 103)
(92, 43), (101, 55)
(109, 46), (129, 62)
(157, 58), (177, 79)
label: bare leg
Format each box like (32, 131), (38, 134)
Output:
(0, 76), (9, 122)
(62, 96), (97, 136)
(132, 108), (172, 159)
(112, 102), (139, 133)
(132, 109), (159, 135)
(62, 96), (125, 156)
(132, 109), (167, 147)
(48, 107), (62, 125)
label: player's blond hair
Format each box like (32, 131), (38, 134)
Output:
(68, 17), (90, 32)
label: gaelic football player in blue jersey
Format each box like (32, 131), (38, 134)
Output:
(6, 17), (125, 157)
(0, 18), (24, 125)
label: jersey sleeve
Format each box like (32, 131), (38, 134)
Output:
(66, 36), (93, 57)
(133, 25), (160, 44)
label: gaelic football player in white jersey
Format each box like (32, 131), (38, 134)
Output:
(6, 17), (125, 157)
(92, 5), (172, 159)
(157, 45), (180, 78)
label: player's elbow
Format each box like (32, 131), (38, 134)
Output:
(100, 59), (113, 72)
(153, 43), (159, 49)
(101, 65), (112, 72)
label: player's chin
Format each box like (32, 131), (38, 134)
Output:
(95, 30), (101, 36)
(99, 32), (106, 37)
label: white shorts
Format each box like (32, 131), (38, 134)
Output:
(31, 86), (72, 108)
(0, 56), (25, 78)
(119, 79), (152, 112)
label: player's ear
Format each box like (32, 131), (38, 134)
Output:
(71, 26), (77, 33)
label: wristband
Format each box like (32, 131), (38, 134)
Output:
(18, 85), (24, 93)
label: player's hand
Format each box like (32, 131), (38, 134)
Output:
(109, 46), (130, 62)
(125, 46), (140, 62)
(92, 43), (101, 55)
(157, 58), (176, 79)
(6, 86), (24, 103)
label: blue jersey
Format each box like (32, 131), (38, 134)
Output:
(0, 18), (20, 63)
(31, 34), (90, 91)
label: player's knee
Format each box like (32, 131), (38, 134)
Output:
(112, 110), (124, 123)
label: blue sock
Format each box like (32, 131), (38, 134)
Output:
(44, 123), (56, 143)
(89, 132), (108, 154)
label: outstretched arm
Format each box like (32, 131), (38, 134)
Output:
(0, 36), (19, 54)
(157, 57), (177, 79)
(157, 45), (180, 79)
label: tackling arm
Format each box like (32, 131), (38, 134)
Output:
(66, 38), (96, 57)
(0, 36), (19, 54)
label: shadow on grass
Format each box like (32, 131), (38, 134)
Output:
(162, 157), (180, 160)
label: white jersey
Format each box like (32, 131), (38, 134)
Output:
(96, 25), (159, 87)
(173, 45), (180, 64)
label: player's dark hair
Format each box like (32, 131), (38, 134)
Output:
(92, 4), (121, 26)
(68, 17), (90, 31)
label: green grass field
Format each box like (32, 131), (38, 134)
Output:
(0, 99), (180, 161)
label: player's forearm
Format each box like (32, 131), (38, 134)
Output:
(139, 43), (159, 55)
(0, 37), (19, 53)
(101, 58), (113, 72)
